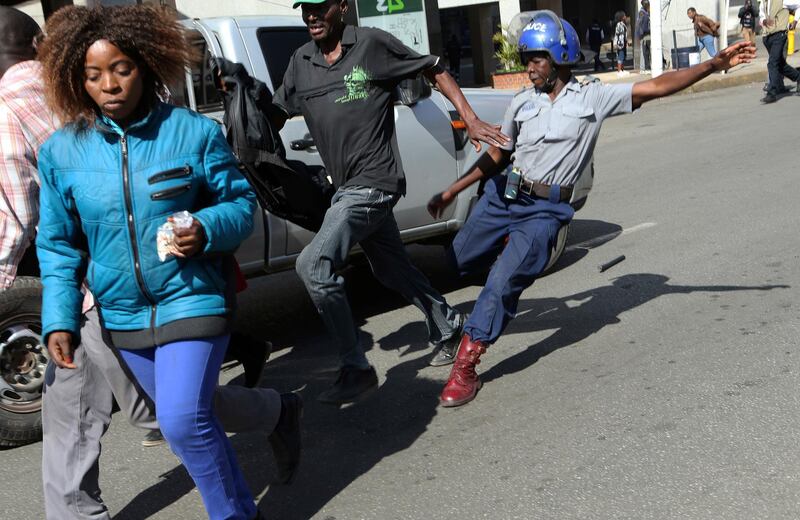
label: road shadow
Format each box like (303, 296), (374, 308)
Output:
(113, 218), (624, 518)
(255, 345), (441, 519)
(480, 273), (790, 385)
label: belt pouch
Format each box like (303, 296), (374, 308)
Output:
(504, 167), (521, 200)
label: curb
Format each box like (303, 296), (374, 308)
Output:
(678, 69), (767, 95)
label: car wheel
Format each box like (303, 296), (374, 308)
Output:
(0, 277), (46, 448)
(543, 223), (570, 274)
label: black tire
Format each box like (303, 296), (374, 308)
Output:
(0, 277), (45, 448)
(543, 223), (570, 274)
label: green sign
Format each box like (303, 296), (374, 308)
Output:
(356, 0), (423, 18)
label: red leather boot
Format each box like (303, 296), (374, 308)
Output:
(439, 335), (486, 407)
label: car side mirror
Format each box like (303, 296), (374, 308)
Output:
(395, 76), (431, 106)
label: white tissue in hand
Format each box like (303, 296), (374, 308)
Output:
(157, 222), (174, 261)
(172, 210), (193, 229)
(156, 211), (194, 261)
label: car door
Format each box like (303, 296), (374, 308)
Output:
(391, 86), (460, 232)
(240, 24), (327, 258)
(179, 26), (269, 275)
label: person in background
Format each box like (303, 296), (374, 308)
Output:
(759, 0), (799, 103)
(688, 7), (720, 59)
(426, 11), (755, 408)
(586, 18), (606, 71)
(613, 10), (629, 75)
(0, 8), (45, 289)
(739, 0), (759, 45)
(446, 33), (462, 81)
(636, 0), (652, 73)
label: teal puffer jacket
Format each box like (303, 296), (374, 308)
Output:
(36, 103), (256, 343)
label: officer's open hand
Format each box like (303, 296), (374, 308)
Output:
(428, 190), (454, 219)
(48, 331), (76, 369)
(171, 218), (206, 258)
(712, 41), (757, 72)
(464, 117), (510, 152)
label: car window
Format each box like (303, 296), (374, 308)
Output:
(256, 27), (311, 91)
(176, 32), (224, 114)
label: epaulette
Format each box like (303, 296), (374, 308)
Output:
(512, 84), (536, 99)
(579, 75), (601, 86)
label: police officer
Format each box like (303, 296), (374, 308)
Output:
(636, 0), (651, 72)
(427, 10), (756, 408)
(585, 18), (606, 71)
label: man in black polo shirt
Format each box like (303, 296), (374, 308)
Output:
(272, 0), (509, 404)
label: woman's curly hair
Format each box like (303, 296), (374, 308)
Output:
(38, 5), (200, 126)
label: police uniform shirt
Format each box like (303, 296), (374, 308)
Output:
(499, 78), (633, 187)
(273, 25), (439, 195)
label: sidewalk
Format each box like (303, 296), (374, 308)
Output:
(575, 51), (800, 97)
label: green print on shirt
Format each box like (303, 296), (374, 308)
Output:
(335, 66), (372, 104)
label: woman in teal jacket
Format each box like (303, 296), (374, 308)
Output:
(36, 6), (262, 519)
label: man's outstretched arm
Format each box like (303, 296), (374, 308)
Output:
(631, 41), (756, 109)
(427, 146), (511, 218)
(423, 64), (510, 151)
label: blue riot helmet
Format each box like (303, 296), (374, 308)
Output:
(517, 10), (582, 66)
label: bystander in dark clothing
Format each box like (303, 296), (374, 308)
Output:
(739, 0), (758, 44)
(586, 19), (606, 71)
(636, 0), (652, 71)
(446, 34), (461, 80)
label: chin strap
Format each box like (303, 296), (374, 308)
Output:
(538, 58), (559, 93)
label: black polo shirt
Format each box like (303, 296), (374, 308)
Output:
(273, 25), (438, 195)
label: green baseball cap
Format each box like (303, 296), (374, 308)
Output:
(292, 0), (326, 9)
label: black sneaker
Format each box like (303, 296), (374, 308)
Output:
(317, 366), (378, 405)
(761, 94), (778, 104)
(429, 313), (468, 367)
(141, 429), (165, 447)
(268, 392), (303, 484)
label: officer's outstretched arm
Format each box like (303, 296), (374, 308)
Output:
(631, 41), (756, 109)
(427, 146), (510, 219)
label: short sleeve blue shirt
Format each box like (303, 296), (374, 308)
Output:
(500, 78), (634, 186)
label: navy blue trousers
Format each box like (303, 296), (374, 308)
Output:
(450, 175), (574, 344)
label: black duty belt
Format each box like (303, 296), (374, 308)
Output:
(519, 178), (573, 202)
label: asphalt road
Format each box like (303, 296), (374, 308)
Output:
(4, 82), (800, 520)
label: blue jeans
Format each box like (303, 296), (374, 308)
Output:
(697, 34), (717, 58)
(118, 336), (256, 520)
(616, 49), (626, 65)
(449, 176), (574, 344)
(296, 186), (459, 369)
